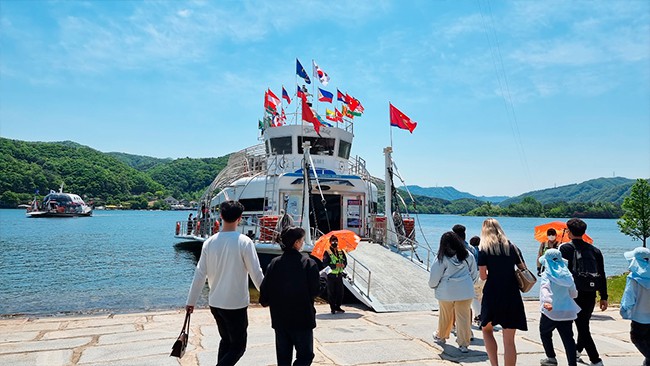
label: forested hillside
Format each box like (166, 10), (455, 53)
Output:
(404, 185), (509, 203)
(0, 138), (228, 208)
(107, 152), (172, 171)
(0, 138), (164, 206)
(499, 177), (636, 205)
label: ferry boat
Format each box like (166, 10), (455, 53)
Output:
(174, 62), (419, 264)
(174, 60), (437, 312)
(26, 185), (93, 218)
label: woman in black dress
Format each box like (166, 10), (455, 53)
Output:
(478, 218), (528, 366)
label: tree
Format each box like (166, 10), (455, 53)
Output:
(618, 179), (650, 247)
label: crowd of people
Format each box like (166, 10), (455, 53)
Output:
(182, 200), (649, 366)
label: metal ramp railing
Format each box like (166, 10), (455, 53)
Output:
(342, 241), (438, 313)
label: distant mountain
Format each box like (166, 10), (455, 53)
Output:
(402, 185), (509, 203)
(499, 177), (638, 206)
(107, 152), (172, 171)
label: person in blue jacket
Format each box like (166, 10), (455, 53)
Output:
(538, 249), (581, 366)
(620, 247), (650, 366)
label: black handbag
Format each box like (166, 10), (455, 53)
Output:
(170, 311), (191, 358)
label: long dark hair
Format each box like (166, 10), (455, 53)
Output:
(437, 231), (469, 262)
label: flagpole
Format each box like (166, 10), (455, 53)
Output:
(389, 102), (394, 149)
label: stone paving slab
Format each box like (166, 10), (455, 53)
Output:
(0, 301), (644, 366)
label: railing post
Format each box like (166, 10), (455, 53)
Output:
(352, 260), (356, 284)
(367, 272), (371, 298)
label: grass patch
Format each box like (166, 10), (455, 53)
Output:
(606, 272), (629, 305)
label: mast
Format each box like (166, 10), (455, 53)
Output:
(301, 141), (313, 247)
(383, 147), (398, 246)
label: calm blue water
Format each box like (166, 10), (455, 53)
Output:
(0, 209), (639, 316)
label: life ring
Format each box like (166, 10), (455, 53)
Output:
(175, 222), (180, 235)
(213, 220), (220, 234)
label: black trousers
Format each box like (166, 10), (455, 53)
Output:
(327, 274), (344, 312)
(274, 328), (314, 366)
(631, 321), (650, 363)
(574, 291), (601, 364)
(539, 314), (577, 366)
(210, 306), (248, 366)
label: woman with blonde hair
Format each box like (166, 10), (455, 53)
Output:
(478, 218), (528, 366)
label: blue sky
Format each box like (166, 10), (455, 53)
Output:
(1, 0), (649, 197)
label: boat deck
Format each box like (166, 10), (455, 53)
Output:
(344, 241), (438, 312)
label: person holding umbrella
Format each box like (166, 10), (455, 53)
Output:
(323, 235), (348, 314)
(536, 228), (559, 276)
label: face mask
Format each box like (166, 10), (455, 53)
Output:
(547, 235), (556, 241)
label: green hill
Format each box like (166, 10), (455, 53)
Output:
(106, 152), (172, 171)
(146, 157), (229, 197)
(403, 185), (509, 203)
(0, 138), (164, 201)
(499, 177), (637, 206)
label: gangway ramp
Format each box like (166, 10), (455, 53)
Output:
(344, 241), (438, 313)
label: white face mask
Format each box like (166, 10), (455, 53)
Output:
(548, 235), (556, 241)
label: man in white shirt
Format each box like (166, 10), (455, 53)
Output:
(186, 200), (264, 366)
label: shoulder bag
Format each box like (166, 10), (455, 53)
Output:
(170, 311), (191, 358)
(512, 244), (537, 293)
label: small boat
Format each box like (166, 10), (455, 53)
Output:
(26, 185), (93, 218)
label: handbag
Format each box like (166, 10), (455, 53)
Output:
(170, 311), (191, 358)
(512, 244), (537, 293)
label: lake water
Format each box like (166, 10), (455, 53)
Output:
(0, 209), (640, 317)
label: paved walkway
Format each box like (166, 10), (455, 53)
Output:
(0, 301), (643, 366)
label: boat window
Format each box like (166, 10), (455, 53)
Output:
(298, 137), (335, 156)
(269, 137), (292, 155)
(338, 140), (352, 159)
(238, 198), (266, 212)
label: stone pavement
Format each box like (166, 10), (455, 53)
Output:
(0, 301), (643, 366)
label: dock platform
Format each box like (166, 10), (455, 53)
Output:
(344, 241), (438, 312)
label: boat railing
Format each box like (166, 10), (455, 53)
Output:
(175, 218), (221, 238)
(346, 254), (373, 299)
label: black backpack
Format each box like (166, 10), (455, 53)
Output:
(569, 242), (601, 292)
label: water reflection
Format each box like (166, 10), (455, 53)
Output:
(174, 242), (201, 264)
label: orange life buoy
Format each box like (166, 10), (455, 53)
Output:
(175, 222), (180, 235)
(213, 220), (220, 234)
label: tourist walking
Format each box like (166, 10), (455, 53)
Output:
(185, 200), (264, 366)
(538, 249), (580, 366)
(260, 227), (320, 366)
(453, 224), (478, 260)
(537, 228), (559, 276)
(428, 231), (478, 353)
(469, 236), (484, 326)
(323, 235), (347, 314)
(478, 218), (528, 366)
(559, 218), (607, 366)
(620, 247), (650, 366)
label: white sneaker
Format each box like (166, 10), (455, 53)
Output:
(432, 332), (446, 344)
(459, 345), (469, 353)
(589, 361), (604, 366)
(540, 357), (558, 366)
(577, 352), (584, 364)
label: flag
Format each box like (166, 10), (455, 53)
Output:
(312, 60), (330, 86)
(316, 113), (332, 127)
(272, 111), (280, 127)
(346, 94), (360, 112)
(318, 88), (333, 103)
(335, 108), (343, 122)
(297, 85), (306, 101)
(355, 102), (364, 113)
(296, 59), (311, 84)
(326, 108), (337, 121)
(337, 89), (347, 103)
(342, 104), (354, 119)
(280, 108), (287, 124)
(301, 96), (322, 134)
(389, 103), (417, 133)
(264, 89), (280, 110)
(282, 86), (291, 104)
(350, 109), (362, 117)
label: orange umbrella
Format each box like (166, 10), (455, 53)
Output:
(534, 221), (593, 244)
(311, 230), (361, 260)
